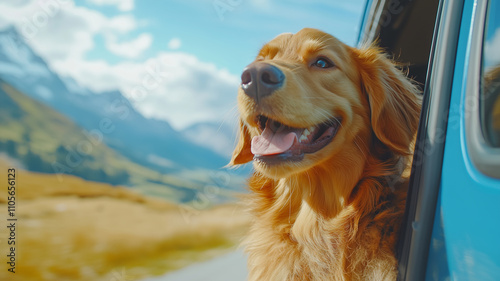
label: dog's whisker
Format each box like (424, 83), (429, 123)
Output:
(314, 108), (336, 124)
(300, 96), (332, 100)
(288, 177), (294, 224)
(353, 136), (367, 160)
(218, 107), (238, 133)
(306, 171), (312, 198)
(221, 104), (239, 124)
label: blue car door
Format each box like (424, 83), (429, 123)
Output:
(426, 0), (500, 280)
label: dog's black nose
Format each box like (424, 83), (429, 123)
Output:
(241, 62), (284, 102)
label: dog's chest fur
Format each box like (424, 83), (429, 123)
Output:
(245, 177), (405, 281)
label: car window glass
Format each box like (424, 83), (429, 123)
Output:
(482, 0), (500, 147)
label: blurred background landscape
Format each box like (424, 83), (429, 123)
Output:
(0, 0), (364, 280)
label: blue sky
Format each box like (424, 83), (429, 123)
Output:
(0, 0), (366, 129)
(81, 0), (366, 74)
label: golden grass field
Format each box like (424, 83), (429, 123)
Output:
(0, 160), (250, 281)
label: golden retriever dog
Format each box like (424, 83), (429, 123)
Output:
(230, 28), (421, 281)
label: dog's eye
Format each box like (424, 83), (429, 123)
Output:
(312, 58), (334, 69)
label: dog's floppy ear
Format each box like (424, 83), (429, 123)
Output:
(355, 47), (422, 155)
(229, 120), (254, 165)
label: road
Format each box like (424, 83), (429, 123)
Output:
(142, 250), (248, 281)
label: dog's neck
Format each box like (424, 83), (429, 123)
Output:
(246, 151), (408, 280)
(248, 136), (408, 240)
(278, 155), (402, 250)
(290, 151), (373, 218)
(262, 151), (406, 226)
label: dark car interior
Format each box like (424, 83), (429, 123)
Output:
(359, 0), (439, 87)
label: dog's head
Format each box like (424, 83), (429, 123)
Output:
(231, 28), (421, 179)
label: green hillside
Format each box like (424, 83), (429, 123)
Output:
(0, 81), (224, 202)
(0, 160), (250, 281)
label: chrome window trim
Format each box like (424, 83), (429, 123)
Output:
(466, 0), (500, 179)
(357, 0), (386, 47)
(397, 0), (464, 280)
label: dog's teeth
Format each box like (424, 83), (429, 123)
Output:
(308, 126), (315, 132)
(299, 128), (312, 143)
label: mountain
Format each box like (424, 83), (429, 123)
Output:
(0, 80), (131, 184)
(0, 80), (246, 202)
(0, 26), (229, 172)
(182, 121), (237, 158)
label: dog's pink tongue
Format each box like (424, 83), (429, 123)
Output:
(251, 128), (297, 156)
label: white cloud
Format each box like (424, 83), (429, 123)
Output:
(131, 53), (240, 129)
(0, 1), (151, 59)
(0, 0), (239, 130)
(104, 14), (138, 33)
(168, 38), (182, 50)
(52, 52), (240, 129)
(0, 0), (145, 61)
(105, 33), (153, 58)
(86, 0), (134, 11)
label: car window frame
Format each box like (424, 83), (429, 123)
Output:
(396, 0), (464, 280)
(465, 0), (500, 179)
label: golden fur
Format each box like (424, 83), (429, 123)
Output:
(230, 28), (421, 281)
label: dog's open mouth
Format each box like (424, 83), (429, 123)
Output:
(251, 115), (341, 164)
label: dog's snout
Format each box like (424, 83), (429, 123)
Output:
(241, 62), (284, 101)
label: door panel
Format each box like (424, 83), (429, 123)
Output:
(436, 0), (500, 280)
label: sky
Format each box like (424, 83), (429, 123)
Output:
(0, 0), (366, 130)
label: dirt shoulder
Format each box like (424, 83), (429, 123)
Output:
(0, 164), (250, 281)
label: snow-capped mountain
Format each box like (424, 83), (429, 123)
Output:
(182, 121), (237, 158)
(0, 26), (229, 171)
